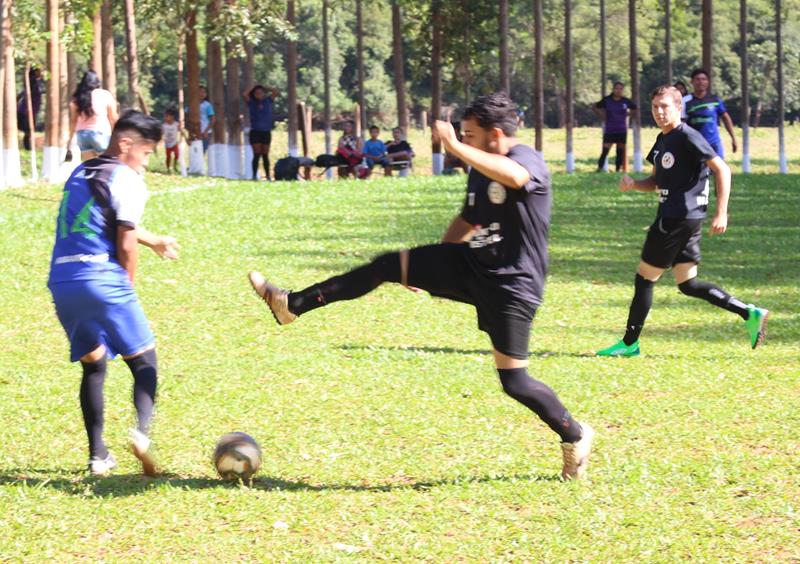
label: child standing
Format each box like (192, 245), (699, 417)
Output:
(162, 108), (181, 174)
(48, 110), (180, 477)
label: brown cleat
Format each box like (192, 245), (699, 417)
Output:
(130, 429), (159, 477)
(560, 422), (595, 481)
(248, 271), (297, 325)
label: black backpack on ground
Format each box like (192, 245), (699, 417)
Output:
(315, 153), (345, 168)
(274, 156), (301, 181)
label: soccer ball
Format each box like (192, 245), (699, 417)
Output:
(213, 432), (262, 481)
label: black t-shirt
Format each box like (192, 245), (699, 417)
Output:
(646, 123), (717, 220)
(386, 140), (412, 154)
(459, 144), (551, 306)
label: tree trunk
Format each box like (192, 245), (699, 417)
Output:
(391, 0), (408, 134)
(60, 11), (72, 149)
(600, 0), (606, 97)
(101, 0), (116, 98)
(2, 0), (21, 186)
(702, 0), (712, 81)
(92, 7), (103, 78)
(356, 0), (366, 136)
(177, 34), (185, 128)
(225, 35), (242, 179)
(24, 62), (37, 180)
(286, 0), (298, 155)
(776, 0), (786, 172)
(431, 0), (443, 174)
(565, 0), (574, 172)
(629, 0), (642, 172)
(499, 0), (509, 93)
(207, 0), (225, 146)
(44, 0), (60, 181)
(665, 0), (672, 82)
(185, 9), (201, 141)
(123, 0), (146, 112)
(323, 0), (332, 166)
(740, 0), (750, 171)
(533, 0), (544, 152)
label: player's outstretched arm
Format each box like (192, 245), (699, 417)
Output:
(620, 171), (657, 193)
(707, 156), (731, 236)
(117, 226), (139, 283)
(442, 216), (475, 243)
(432, 120), (530, 189)
(137, 227), (180, 260)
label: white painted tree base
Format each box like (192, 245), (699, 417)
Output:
(42, 146), (65, 184)
(742, 153), (751, 173)
(2, 147), (23, 188)
(207, 143), (229, 178)
(633, 151), (643, 173)
(779, 152), (788, 174)
(566, 152), (575, 173)
(432, 152), (444, 175)
(226, 145), (245, 180)
(188, 141), (206, 175)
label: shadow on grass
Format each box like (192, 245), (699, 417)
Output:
(337, 344), (594, 359)
(0, 469), (560, 498)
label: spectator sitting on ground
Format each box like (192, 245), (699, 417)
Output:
(336, 120), (364, 178)
(363, 125), (390, 177)
(384, 127), (415, 176)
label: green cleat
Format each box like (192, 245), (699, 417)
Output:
(745, 305), (769, 349)
(597, 339), (640, 357)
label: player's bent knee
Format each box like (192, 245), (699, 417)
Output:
(637, 261), (664, 282)
(678, 277), (700, 296)
(122, 345), (156, 362)
(80, 345), (107, 364)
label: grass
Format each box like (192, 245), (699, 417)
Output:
(0, 165), (798, 560)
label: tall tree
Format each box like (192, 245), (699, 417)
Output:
(499, 0), (509, 92)
(702, 0), (712, 79)
(206, 0), (227, 176)
(776, 0), (786, 173)
(185, 8), (200, 141)
(224, 26), (242, 179)
(600, 0), (606, 97)
(1, 0), (21, 187)
(59, 11), (71, 150)
(286, 0), (298, 155)
(629, 0), (642, 172)
(323, 0), (332, 170)
(565, 0), (574, 173)
(533, 0), (543, 154)
(430, 0), (443, 174)
(356, 0), (366, 136)
(101, 0), (116, 98)
(124, 0), (146, 111)
(92, 7), (102, 77)
(740, 0), (750, 172)
(391, 0), (408, 133)
(665, 0), (672, 83)
(44, 0), (60, 182)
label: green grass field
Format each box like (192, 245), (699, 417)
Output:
(0, 166), (798, 560)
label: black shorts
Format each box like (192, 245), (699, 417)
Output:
(249, 129), (272, 145)
(406, 244), (537, 360)
(641, 217), (703, 268)
(603, 132), (627, 144)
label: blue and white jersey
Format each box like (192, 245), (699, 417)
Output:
(48, 155), (148, 286)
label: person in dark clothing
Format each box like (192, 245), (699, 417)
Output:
(16, 68), (43, 151)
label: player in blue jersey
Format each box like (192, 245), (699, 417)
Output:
(48, 110), (179, 476)
(684, 69), (737, 159)
(597, 86), (767, 358)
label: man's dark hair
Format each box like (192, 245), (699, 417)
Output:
(462, 91), (519, 136)
(165, 107), (178, 119)
(113, 110), (163, 143)
(613, 81), (624, 87)
(369, 125), (379, 131)
(691, 68), (709, 79)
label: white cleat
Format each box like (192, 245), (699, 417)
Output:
(129, 429), (158, 477)
(248, 271), (297, 326)
(88, 453), (117, 477)
(560, 422), (595, 481)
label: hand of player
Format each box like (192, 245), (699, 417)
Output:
(151, 235), (180, 259)
(619, 175), (635, 192)
(432, 120), (458, 147)
(404, 285), (423, 294)
(731, 139), (738, 154)
(709, 214), (727, 236)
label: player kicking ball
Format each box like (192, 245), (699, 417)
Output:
(249, 92), (594, 480)
(597, 86), (768, 358)
(48, 110), (179, 476)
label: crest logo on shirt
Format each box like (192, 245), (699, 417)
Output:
(488, 181), (507, 204)
(661, 151), (676, 169)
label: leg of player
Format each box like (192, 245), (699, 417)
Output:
(597, 261), (664, 357)
(492, 349), (594, 481)
(597, 143), (612, 171)
(262, 145), (271, 181)
(614, 144), (625, 172)
(673, 263), (769, 349)
(80, 345), (117, 476)
(251, 143), (263, 180)
(123, 347), (159, 476)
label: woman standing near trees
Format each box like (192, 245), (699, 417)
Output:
(67, 71), (119, 161)
(243, 84), (279, 181)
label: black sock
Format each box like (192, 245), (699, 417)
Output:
(497, 368), (582, 443)
(80, 357), (108, 459)
(263, 156), (271, 180)
(615, 145), (624, 171)
(597, 146), (611, 170)
(252, 154), (260, 178)
(125, 349), (158, 435)
(624, 274), (655, 345)
(678, 278), (750, 320)
(288, 252), (401, 316)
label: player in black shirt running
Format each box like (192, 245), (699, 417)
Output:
(597, 86), (768, 357)
(248, 92), (594, 480)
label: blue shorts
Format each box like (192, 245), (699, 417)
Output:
(49, 279), (154, 362)
(709, 139), (724, 159)
(76, 129), (111, 153)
